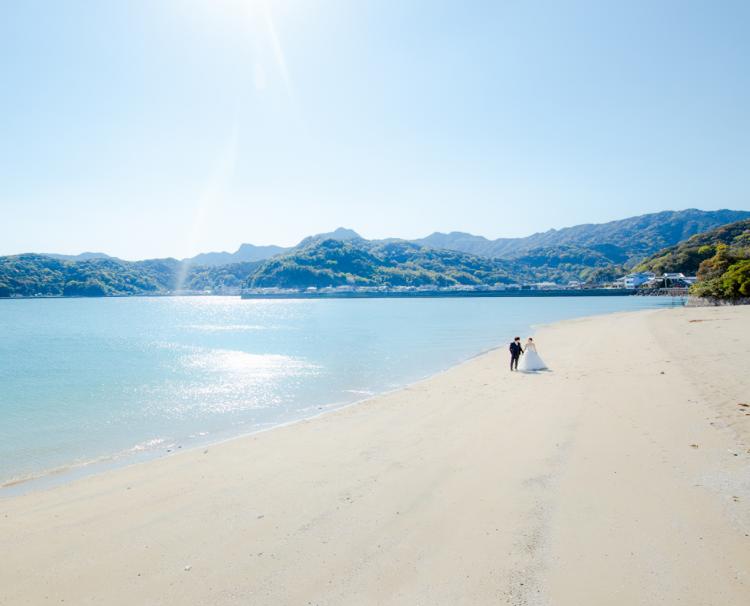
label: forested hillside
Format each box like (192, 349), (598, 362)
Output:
(414, 209), (750, 263)
(247, 239), (515, 288)
(0, 255), (262, 297)
(637, 219), (750, 299)
(4, 211), (749, 297)
(636, 219), (750, 275)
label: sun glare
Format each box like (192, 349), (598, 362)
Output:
(185, 0), (275, 29)
(183, 0), (293, 96)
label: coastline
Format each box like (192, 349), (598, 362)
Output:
(0, 340), (507, 497)
(2, 305), (749, 605)
(0, 302), (666, 502)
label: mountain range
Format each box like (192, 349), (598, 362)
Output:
(29, 209), (750, 267)
(245, 209), (750, 288)
(415, 209), (750, 263)
(2, 209), (749, 297)
(185, 244), (290, 266)
(187, 208), (750, 268)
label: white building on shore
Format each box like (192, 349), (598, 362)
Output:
(614, 271), (656, 289)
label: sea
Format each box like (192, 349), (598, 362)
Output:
(0, 295), (674, 492)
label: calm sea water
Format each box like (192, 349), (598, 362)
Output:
(0, 295), (670, 489)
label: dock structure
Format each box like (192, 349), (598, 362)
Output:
(240, 288), (635, 300)
(637, 287), (690, 297)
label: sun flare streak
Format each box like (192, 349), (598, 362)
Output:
(175, 125), (240, 291)
(258, 1), (294, 98)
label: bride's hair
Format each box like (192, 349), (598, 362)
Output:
(528, 337), (533, 341)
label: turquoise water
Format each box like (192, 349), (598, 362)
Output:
(0, 296), (669, 489)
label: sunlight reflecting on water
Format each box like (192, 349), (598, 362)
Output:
(183, 347), (317, 376)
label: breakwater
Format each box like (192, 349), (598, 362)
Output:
(241, 288), (634, 300)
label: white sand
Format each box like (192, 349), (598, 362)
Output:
(1, 306), (748, 605)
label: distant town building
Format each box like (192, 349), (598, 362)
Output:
(660, 272), (696, 288)
(614, 271), (655, 289)
(533, 282), (558, 290)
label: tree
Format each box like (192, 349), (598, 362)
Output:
(721, 260), (750, 298)
(697, 243), (733, 281)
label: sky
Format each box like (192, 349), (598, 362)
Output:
(1, 0), (749, 260)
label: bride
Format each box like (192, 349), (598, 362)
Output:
(517, 337), (548, 372)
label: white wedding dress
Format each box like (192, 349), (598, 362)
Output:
(517, 341), (548, 372)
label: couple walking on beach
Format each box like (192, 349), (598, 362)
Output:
(509, 337), (548, 372)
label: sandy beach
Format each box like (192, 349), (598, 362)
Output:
(1, 305), (748, 605)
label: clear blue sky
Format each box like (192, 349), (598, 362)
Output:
(1, 0), (748, 259)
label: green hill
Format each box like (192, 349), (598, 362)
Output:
(636, 219), (750, 275)
(0, 255), (262, 297)
(509, 245), (627, 284)
(247, 239), (515, 289)
(247, 238), (639, 288)
(637, 219), (750, 299)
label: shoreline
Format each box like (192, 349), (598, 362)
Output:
(3, 305), (748, 605)
(0, 341), (506, 498)
(0, 305), (660, 497)
(4, 327), (523, 497)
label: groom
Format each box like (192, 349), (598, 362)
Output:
(509, 337), (523, 371)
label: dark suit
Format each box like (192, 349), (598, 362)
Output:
(509, 341), (523, 370)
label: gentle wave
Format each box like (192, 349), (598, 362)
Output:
(1, 436), (174, 490)
(127, 437), (168, 452)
